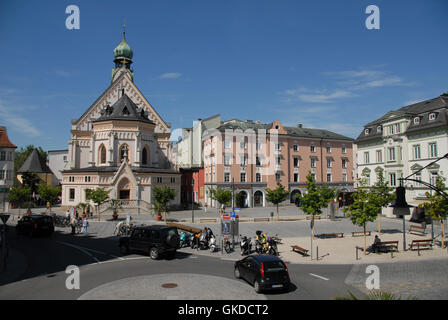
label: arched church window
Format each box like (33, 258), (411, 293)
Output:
(142, 145), (150, 165)
(99, 144), (107, 164)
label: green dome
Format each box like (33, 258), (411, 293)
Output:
(113, 36), (133, 60)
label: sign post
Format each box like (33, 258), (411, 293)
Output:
(310, 216), (314, 260)
(0, 214), (10, 271)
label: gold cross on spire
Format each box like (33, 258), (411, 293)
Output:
(123, 20), (126, 39)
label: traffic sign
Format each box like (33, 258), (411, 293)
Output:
(230, 211), (236, 218)
(0, 214), (10, 224)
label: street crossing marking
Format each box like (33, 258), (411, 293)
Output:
(56, 241), (101, 264)
(309, 273), (329, 281)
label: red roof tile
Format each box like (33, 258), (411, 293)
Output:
(0, 127), (17, 148)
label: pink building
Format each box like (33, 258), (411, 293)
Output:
(203, 119), (354, 208)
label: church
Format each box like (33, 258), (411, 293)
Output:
(61, 29), (181, 211)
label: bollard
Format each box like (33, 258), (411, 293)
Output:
(316, 246), (319, 261)
(356, 246), (358, 260)
(390, 249), (393, 259)
(418, 243), (420, 256)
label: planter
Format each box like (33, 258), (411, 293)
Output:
(156, 215), (162, 221)
(82, 213), (87, 219)
(112, 214), (118, 220)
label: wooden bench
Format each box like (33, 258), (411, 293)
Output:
(409, 239), (433, 251)
(166, 222), (202, 234)
(352, 231), (371, 237)
(253, 217), (270, 222)
(409, 224), (426, 236)
(291, 245), (309, 256)
(374, 241), (399, 253)
(318, 232), (344, 239)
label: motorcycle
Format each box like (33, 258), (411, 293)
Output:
(208, 234), (217, 252)
(191, 233), (201, 249)
(199, 232), (208, 250)
(266, 235), (279, 256)
(240, 235), (252, 256)
(255, 230), (266, 254)
(223, 235), (233, 253)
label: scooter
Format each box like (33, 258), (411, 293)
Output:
(179, 231), (191, 248)
(240, 235), (252, 255)
(209, 234), (217, 252)
(266, 235), (279, 256)
(199, 232), (208, 250)
(255, 230), (266, 254)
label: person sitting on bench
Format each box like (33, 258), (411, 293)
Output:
(370, 235), (381, 253)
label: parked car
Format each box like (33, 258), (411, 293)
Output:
(16, 215), (54, 237)
(119, 225), (179, 260)
(234, 255), (290, 293)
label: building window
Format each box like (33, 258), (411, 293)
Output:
(0, 170), (4, 180)
(224, 155), (231, 167)
(429, 143), (438, 158)
(256, 142), (261, 151)
(342, 146), (346, 154)
(275, 173), (281, 181)
(98, 144), (107, 164)
(326, 146), (331, 153)
(293, 157), (299, 168)
(365, 128), (370, 135)
(142, 145), (150, 165)
(415, 172), (422, 186)
(311, 158), (316, 168)
(293, 145), (298, 152)
(240, 155), (247, 167)
(377, 126), (382, 133)
(389, 173), (397, 187)
(224, 140), (231, 149)
(156, 177), (163, 183)
(171, 177), (176, 183)
(342, 173), (347, 182)
(69, 188), (75, 201)
(276, 156), (281, 165)
(364, 152), (370, 164)
(275, 143), (281, 151)
(430, 172), (438, 187)
(256, 156), (261, 167)
(119, 144), (130, 163)
(240, 141), (247, 150)
(429, 113), (436, 121)
(256, 173), (261, 182)
(413, 117), (420, 124)
(327, 158), (332, 168)
(294, 173), (299, 182)
(376, 150), (382, 163)
(413, 145), (421, 160)
(388, 147), (396, 162)
(0, 151), (5, 161)
(310, 145), (316, 153)
(342, 159), (347, 169)
(326, 173), (332, 183)
(240, 172), (246, 182)
(310, 173), (316, 181)
(395, 123), (401, 134)
(224, 172), (230, 182)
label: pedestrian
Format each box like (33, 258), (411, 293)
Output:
(82, 217), (89, 234)
(70, 215), (77, 235)
(65, 209), (70, 219)
(26, 208), (32, 216)
(126, 212), (132, 226)
(371, 235), (382, 253)
(75, 209), (79, 219)
(204, 203), (208, 213)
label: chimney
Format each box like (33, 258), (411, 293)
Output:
(297, 124), (303, 128)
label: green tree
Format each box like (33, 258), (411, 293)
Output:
(344, 177), (381, 254)
(419, 175), (448, 249)
(153, 186), (177, 222)
(301, 172), (324, 237)
(21, 172), (41, 194)
(208, 187), (232, 215)
(265, 183), (290, 221)
(87, 187), (111, 221)
(371, 169), (395, 233)
(37, 184), (61, 213)
(318, 183), (337, 219)
(9, 186), (31, 218)
(77, 202), (90, 217)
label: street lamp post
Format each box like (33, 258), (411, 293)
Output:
(232, 178), (235, 212)
(192, 178), (195, 223)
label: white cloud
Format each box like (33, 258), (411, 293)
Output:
(0, 102), (40, 136)
(158, 72), (182, 80)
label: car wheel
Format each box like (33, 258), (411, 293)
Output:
(254, 280), (262, 293)
(234, 267), (241, 279)
(149, 247), (159, 260)
(120, 244), (129, 255)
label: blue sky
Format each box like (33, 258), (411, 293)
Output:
(0, 0), (447, 151)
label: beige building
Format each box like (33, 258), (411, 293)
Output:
(61, 31), (180, 211)
(0, 127), (16, 212)
(203, 119), (354, 208)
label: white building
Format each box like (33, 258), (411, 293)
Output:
(60, 30), (181, 211)
(48, 149), (68, 185)
(355, 93), (448, 217)
(0, 127), (16, 212)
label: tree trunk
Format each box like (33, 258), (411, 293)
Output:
(276, 204), (279, 221)
(378, 213), (381, 234)
(164, 210), (167, 223)
(97, 205), (100, 222)
(363, 225), (367, 255)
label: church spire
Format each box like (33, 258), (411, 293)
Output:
(112, 23), (134, 83)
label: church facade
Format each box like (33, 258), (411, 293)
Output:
(61, 31), (181, 210)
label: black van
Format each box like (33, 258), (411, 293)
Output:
(119, 225), (179, 259)
(16, 215), (54, 237)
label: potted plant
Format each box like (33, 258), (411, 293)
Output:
(111, 200), (122, 220)
(77, 203), (89, 219)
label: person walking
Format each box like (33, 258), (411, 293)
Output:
(70, 215), (77, 235)
(82, 217), (89, 234)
